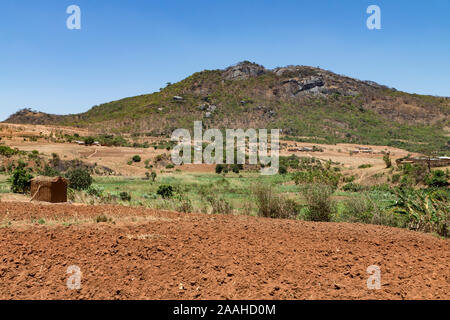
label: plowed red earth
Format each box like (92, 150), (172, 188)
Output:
(0, 202), (448, 300)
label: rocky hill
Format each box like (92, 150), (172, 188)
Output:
(5, 61), (450, 153)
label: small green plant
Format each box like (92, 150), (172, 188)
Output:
(426, 170), (449, 188)
(84, 137), (95, 146)
(206, 196), (233, 215)
(383, 154), (392, 168)
(0, 146), (18, 158)
(342, 182), (365, 192)
(177, 198), (193, 213)
(132, 155), (141, 163)
(392, 173), (401, 183)
(231, 164), (240, 174)
(120, 191), (131, 201)
(87, 185), (104, 197)
(215, 164), (225, 174)
(40, 165), (61, 177)
(157, 184), (174, 199)
(95, 215), (111, 223)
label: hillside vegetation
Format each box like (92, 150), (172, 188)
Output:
(5, 61), (450, 154)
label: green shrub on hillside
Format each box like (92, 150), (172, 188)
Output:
(157, 184), (174, 199)
(0, 146), (18, 158)
(120, 191), (131, 201)
(66, 168), (93, 190)
(383, 154), (392, 168)
(426, 170), (449, 188)
(206, 196), (233, 214)
(10, 164), (33, 194)
(252, 185), (299, 219)
(301, 184), (335, 222)
(390, 188), (449, 237)
(340, 194), (375, 223)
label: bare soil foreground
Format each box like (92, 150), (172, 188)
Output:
(0, 202), (448, 300)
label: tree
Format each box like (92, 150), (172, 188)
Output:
(132, 155), (141, 163)
(10, 164), (33, 193)
(66, 168), (93, 190)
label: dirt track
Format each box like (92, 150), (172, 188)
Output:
(0, 202), (448, 300)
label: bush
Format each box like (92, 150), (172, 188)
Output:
(84, 137), (95, 146)
(40, 165), (61, 177)
(95, 215), (112, 223)
(206, 196), (233, 215)
(279, 164), (287, 174)
(383, 154), (392, 168)
(215, 164), (225, 174)
(0, 146), (18, 158)
(390, 189), (449, 237)
(120, 191), (131, 201)
(426, 170), (449, 188)
(132, 155), (141, 163)
(340, 194), (374, 223)
(252, 185), (299, 219)
(292, 166), (340, 188)
(342, 182), (365, 192)
(302, 184), (335, 222)
(66, 168), (93, 190)
(157, 184), (174, 199)
(231, 164), (240, 174)
(166, 164), (174, 169)
(10, 164), (33, 194)
(177, 198), (193, 213)
(392, 173), (401, 183)
(87, 185), (104, 197)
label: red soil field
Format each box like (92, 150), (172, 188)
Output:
(0, 202), (448, 300)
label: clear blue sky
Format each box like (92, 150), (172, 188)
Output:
(1, 0), (449, 121)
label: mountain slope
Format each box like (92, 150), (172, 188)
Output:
(5, 61), (450, 154)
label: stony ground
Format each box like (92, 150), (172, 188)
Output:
(0, 202), (448, 300)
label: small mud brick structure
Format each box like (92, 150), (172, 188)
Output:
(30, 176), (68, 203)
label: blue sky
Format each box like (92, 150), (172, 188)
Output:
(1, 0), (449, 121)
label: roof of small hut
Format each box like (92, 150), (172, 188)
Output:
(31, 176), (68, 184)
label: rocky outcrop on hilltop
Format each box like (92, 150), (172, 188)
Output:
(223, 61), (266, 80)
